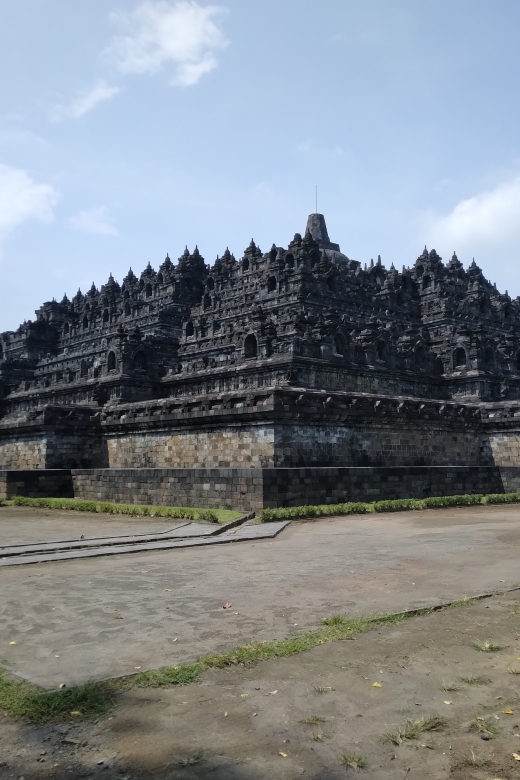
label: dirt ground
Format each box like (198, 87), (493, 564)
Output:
(3, 504), (520, 688)
(3, 592), (520, 780)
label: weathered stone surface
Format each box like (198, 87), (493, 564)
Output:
(1, 213), (520, 506)
(0, 466), (514, 512)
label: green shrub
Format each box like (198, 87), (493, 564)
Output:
(9, 496), (218, 522)
(259, 491), (520, 522)
(481, 492), (520, 504)
(372, 498), (424, 512)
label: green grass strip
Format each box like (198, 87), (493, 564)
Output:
(3, 496), (242, 524)
(258, 492), (520, 521)
(0, 593), (491, 723)
(0, 674), (111, 723)
(0, 611), (414, 722)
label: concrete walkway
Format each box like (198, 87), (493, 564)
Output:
(1, 504), (519, 688)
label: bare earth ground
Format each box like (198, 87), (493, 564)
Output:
(2, 593), (520, 779)
(2, 505), (520, 687)
(2, 504), (520, 779)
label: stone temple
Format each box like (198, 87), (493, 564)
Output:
(1, 214), (520, 510)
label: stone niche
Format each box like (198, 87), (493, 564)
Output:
(2, 213), (520, 506)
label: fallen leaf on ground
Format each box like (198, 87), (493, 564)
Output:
(513, 752), (520, 760)
(70, 711), (83, 717)
(164, 589), (171, 592)
(224, 712), (228, 717)
(372, 682), (382, 688)
(278, 752), (288, 758)
(172, 638), (178, 642)
(222, 603), (232, 609)
(503, 709), (513, 714)
(241, 694), (249, 698)
(443, 701), (452, 705)
(9, 641), (16, 645)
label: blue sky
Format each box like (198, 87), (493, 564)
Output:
(2, 0), (520, 330)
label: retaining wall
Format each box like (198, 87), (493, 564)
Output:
(0, 469), (74, 499)
(0, 466), (513, 511)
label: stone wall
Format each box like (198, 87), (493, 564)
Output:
(496, 467), (520, 493)
(0, 406), (106, 470)
(71, 466), (507, 510)
(0, 469), (73, 499)
(0, 435), (47, 469)
(2, 464), (516, 510)
(486, 430), (520, 468)
(106, 425), (275, 469)
(0, 431), (107, 470)
(261, 465), (504, 508)
(71, 468), (264, 511)
(275, 423), (484, 467)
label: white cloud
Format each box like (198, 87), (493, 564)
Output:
(69, 206), (118, 236)
(105, 0), (228, 87)
(423, 176), (520, 249)
(69, 80), (121, 118)
(0, 163), (58, 247)
(51, 80), (121, 121)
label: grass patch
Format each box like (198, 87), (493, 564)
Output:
(468, 716), (500, 738)
(455, 749), (491, 768)
(441, 681), (461, 692)
(450, 598), (475, 607)
(0, 670), (111, 722)
(5, 496), (242, 524)
(0, 600), (482, 723)
(313, 731), (327, 741)
(472, 639), (503, 653)
(112, 613), (407, 695)
(259, 492), (520, 522)
(340, 753), (368, 770)
(459, 675), (491, 685)
(322, 615), (348, 626)
(382, 715), (447, 746)
(313, 685), (330, 694)
(0, 610), (417, 722)
(300, 715), (326, 725)
(178, 749), (203, 767)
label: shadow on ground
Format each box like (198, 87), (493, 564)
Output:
(4, 592), (520, 780)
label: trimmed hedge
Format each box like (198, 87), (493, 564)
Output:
(258, 492), (520, 522)
(7, 495), (219, 523)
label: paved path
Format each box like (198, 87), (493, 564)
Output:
(1, 504), (520, 688)
(0, 518), (287, 566)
